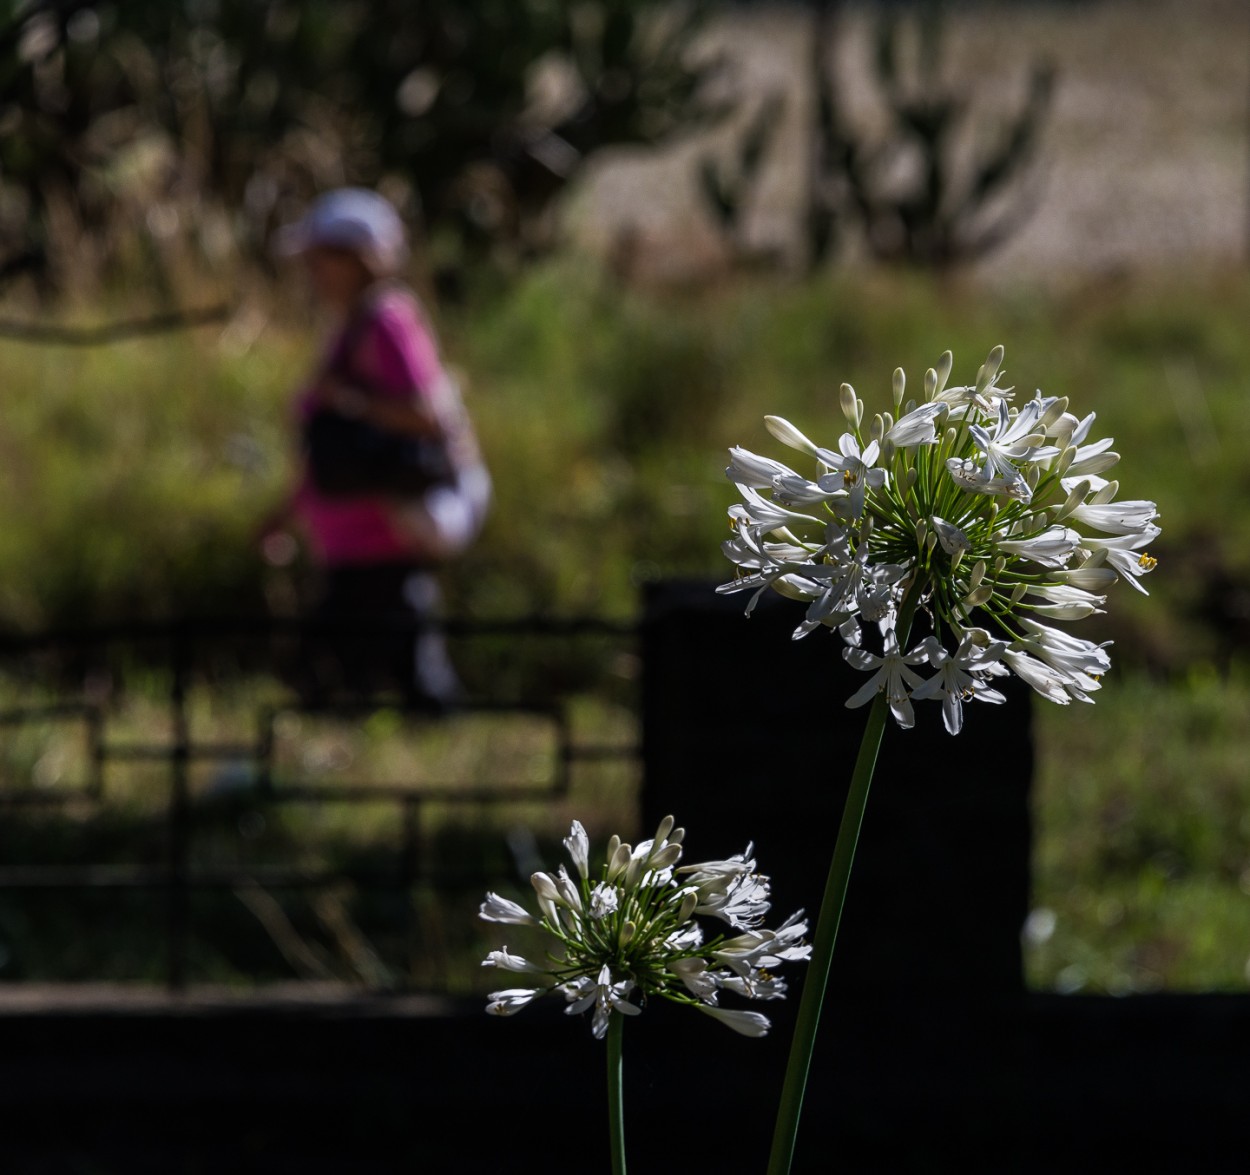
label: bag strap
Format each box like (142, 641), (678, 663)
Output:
(320, 283), (470, 463)
(323, 280), (401, 392)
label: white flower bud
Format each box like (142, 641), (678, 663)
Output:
(649, 842), (683, 872)
(531, 872), (560, 902)
(563, 820), (590, 879)
(976, 346), (1005, 394)
(1039, 395), (1069, 429)
(606, 842), (632, 883)
(839, 383), (861, 428)
(764, 415), (820, 456)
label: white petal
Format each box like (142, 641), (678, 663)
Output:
(1070, 500), (1158, 536)
(479, 892), (536, 926)
(482, 948), (542, 973)
(486, 987), (542, 1015)
(699, 1006), (772, 1037)
(886, 401), (945, 447)
(726, 447), (797, 489)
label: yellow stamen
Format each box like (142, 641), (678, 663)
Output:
(1138, 552), (1157, 571)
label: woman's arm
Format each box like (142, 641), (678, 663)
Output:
(309, 374), (441, 438)
(312, 288), (446, 438)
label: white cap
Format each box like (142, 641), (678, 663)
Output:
(275, 187), (408, 276)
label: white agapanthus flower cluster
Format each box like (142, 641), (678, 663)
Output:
(721, 346), (1160, 734)
(480, 817), (810, 1039)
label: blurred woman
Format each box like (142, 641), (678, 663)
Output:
(263, 187), (489, 706)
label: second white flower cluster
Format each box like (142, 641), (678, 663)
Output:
(721, 346), (1160, 733)
(480, 817), (810, 1039)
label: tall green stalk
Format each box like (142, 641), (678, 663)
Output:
(607, 1010), (627, 1175)
(767, 591), (917, 1174)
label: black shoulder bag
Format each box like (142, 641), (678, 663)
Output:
(303, 299), (456, 497)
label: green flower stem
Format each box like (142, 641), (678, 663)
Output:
(765, 691), (889, 1174)
(608, 1010), (627, 1175)
(767, 589), (918, 1175)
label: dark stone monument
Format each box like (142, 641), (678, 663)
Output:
(640, 578), (1034, 998)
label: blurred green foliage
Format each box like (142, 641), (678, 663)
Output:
(1, 262), (1246, 676)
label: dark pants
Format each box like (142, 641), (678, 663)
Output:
(302, 563), (461, 708)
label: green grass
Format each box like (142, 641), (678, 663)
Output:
(1030, 663), (1250, 992)
(2, 658), (1248, 991)
(0, 669), (640, 989)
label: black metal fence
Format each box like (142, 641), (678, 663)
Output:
(0, 615), (641, 990)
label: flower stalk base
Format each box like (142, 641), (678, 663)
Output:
(608, 1011), (627, 1175)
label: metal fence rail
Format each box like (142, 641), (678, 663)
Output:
(0, 615), (641, 989)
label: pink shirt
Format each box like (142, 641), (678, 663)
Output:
(293, 287), (442, 566)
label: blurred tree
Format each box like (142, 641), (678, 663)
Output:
(0, 0), (726, 293)
(696, 91), (786, 267)
(0, 0), (146, 293)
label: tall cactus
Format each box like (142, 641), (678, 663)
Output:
(808, 0), (1055, 271)
(696, 91), (785, 264)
